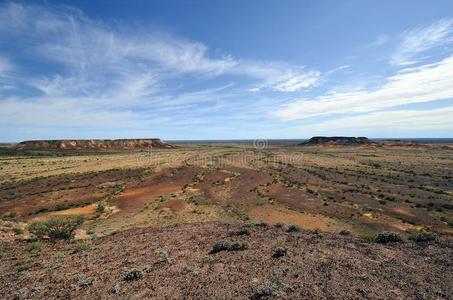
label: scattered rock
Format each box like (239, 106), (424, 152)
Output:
(272, 247), (287, 258)
(110, 282), (121, 294)
(124, 270), (144, 281)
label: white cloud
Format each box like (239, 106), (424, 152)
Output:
(272, 72), (320, 92)
(0, 2), (319, 95)
(296, 105), (453, 136)
(273, 56), (453, 120)
(0, 55), (15, 91)
(0, 56), (12, 74)
(0, 96), (168, 128)
(0, 1), (324, 141)
(236, 60), (320, 92)
(392, 18), (453, 66)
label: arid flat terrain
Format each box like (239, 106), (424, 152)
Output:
(1, 142), (452, 298)
(1, 142), (452, 235)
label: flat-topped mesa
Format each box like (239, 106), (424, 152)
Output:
(15, 139), (175, 150)
(300, 136), (374, 146)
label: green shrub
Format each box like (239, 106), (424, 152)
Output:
(408, 231), (438, 243)
(211, 239), (248, 253)
(252, 268), (293, 299)
(339, 229), (351, 236)
(12, 227), (24, 234)
(274, 222), (284, 228)
(27, 241), (42, 255)
(1, 213), (22, 222)
(254, 220), (268, 227)
(28, 216), (84, 240)
(374, 231), (402, 244)
(71, 240), (93, 253)
(230, 227), (252, 236)
(272, 247), (287, 258)
(124, 269), (144, 281)
(286, 224), (301, 232)
(54, 204), (67, 211)
(96, 203), (106, 213)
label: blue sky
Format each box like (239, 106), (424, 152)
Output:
(0, 0), (453, 141)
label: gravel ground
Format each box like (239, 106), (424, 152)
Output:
(1, 222), (452, 299)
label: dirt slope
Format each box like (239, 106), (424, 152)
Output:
(1, 222), (451, 299)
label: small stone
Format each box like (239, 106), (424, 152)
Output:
(110, 282), (121, 294)
(273, 247), (288, 258)
(124, 270), (144, 281)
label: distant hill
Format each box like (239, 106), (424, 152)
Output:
(300, 136), (373, 146)
(299, 136), (453, 150)
(15, 139), (175, 151)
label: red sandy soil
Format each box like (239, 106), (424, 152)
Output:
(1, 222), (452, 299)
(109, 166), (200, 212)
(0, 168), (149, 217)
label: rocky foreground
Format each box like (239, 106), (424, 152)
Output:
(1, 222), (452, 299)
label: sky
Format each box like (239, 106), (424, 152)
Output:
(0, 0), (453, 141)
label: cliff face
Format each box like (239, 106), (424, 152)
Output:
(301, 136), (373, 146)
(16, 139), (175, 150)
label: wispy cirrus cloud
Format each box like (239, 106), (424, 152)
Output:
(0, 2), (319, 95)
(273, 56), (453, 120)
(0, 56), (12, 74)
(0, 55), (15, 91)
(0, 1), (321, 140)
(391, 18), (453, 66)
(233, 60), (320, 92)
(1, 2), (452, 141)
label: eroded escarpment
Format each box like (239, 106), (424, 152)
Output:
(300, 136), (373, 146)
(15, 139), (175, 150)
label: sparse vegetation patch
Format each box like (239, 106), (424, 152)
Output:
(211, 239), (248, 253)
(28, 216), (84, 240)
(374, 232), (402, 244)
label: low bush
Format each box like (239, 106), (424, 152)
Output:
(28, 216), (84, 240)
(408, 231), (438, 243)
(272, 247), (287, 258)
(71, 240), (94, 253)
(252, 268), (293, 299)
(254, 220), (268, 227)
(211, 239), (248, 253)
(374, 231), (402, 244)
(230, 227), (252, 236)
(12, 227), (24, 234)
(124, 269), (143, 281)
(286, 224), (301, 232)
(96, 203), (106, 213)
(27, 241), (42, 255)
(339, 229), (351, 236)
(274, 222), (284, 228)
(1, 213), (22, 222)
